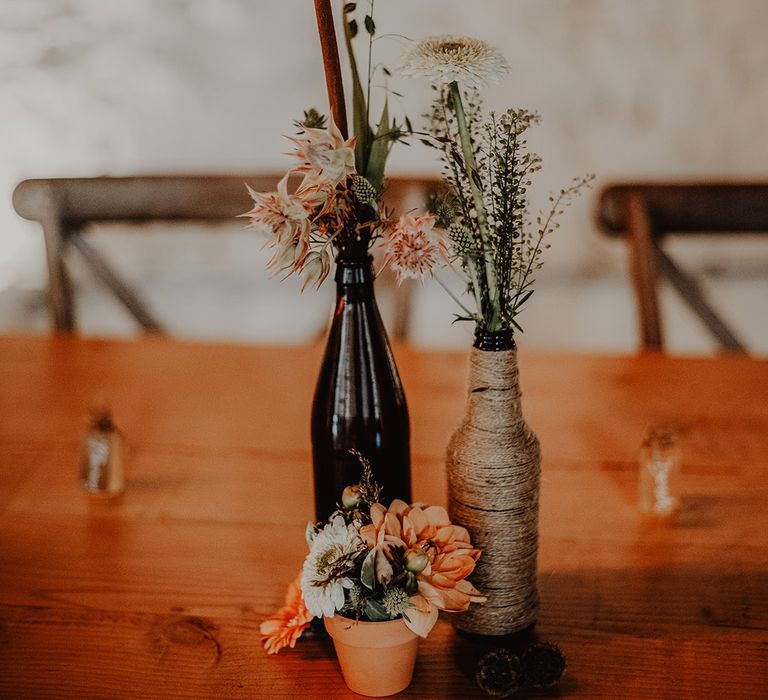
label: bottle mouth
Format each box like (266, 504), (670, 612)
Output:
(335, 253), (373, 266)
(473, 328), (515, 351)
(335, 255), (375, 285)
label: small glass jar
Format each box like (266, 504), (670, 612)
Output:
(638, 425), (681, 517)
(80, 406), (125, 498)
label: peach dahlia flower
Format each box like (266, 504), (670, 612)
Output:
(359, 499), (486, 637)
(259, 576), (313, 655)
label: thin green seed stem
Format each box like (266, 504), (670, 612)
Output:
(448, 81), (500, 330)
(435, 275), (477, 320)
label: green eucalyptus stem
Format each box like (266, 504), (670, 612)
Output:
(448, 80), (501, 330)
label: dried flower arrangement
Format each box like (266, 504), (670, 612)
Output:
(260, 452), (485, 654)
(386, 35), (595, 332)
(240, 17), (592, 335)
(239, 1), (412, 289)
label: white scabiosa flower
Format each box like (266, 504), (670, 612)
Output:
(300, 515), (363, 618)
(399, 35), (509, 88)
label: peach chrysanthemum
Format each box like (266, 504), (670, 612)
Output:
(384, 212), (441, 284)
(286, 115), (356, 189)
(259, 576), (313, 655)
(359, 499), (485, 637)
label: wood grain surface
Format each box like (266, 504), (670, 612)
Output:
(0, 335), (766, 698)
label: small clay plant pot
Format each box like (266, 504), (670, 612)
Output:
(324, 614), (419, 697)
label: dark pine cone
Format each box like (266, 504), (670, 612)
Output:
(520, 642), (567, 690)
(475, 648), (521, 697)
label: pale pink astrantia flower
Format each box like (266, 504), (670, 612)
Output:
(399, 35), (509, 88)
(286, 115), (356, 189)
(384, 212), (441, 284)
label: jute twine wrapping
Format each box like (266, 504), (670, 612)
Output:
(446, 347), (541, 635)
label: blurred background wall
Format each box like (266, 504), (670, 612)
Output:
(2, 0), (766, 352)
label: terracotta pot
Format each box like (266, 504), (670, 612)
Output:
(324, 614), (419, 697)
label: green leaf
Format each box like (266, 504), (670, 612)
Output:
(365, 98), (391, 193)
(361, 549), (377, 591)
(452, 315), (474, 325)
(344, 2), (356, 12)
(343, 18), (372, 173)
(364, 598), (389, 621)
(513, 289), (534, 310)
(382, 66), (391, 77)
(364, 15), (375, 35)
(347, 18), (358, 38)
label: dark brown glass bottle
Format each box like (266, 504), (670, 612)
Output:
(311, 256), (411, 520)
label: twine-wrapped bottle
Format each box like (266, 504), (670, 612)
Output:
(446, 329), (541, 635)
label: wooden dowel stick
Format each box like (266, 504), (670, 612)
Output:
(313, 0), (349, 138)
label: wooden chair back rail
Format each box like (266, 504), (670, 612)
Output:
(599, 183), (768, 235)
(12, 176), (440, 335)
(596, 182), (768, 353)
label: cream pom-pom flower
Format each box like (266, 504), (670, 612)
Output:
(399, 35), (509, 88)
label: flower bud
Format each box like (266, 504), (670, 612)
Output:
(300, 252), (323, 291)
(299, 250), (330, 290)
(405, 549), (429, 574)
(341, 484), (362, 509)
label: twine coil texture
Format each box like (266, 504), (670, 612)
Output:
(447, 347), (541, 635)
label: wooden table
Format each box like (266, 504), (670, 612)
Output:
(0, 335), (766, 698)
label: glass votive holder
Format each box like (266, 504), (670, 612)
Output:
(80, 404), (125, 498)
(638, 424), (681, 518)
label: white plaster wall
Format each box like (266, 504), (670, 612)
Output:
(1, 1), (767, 352)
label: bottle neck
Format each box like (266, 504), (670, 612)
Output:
(473, 328), (516, 351)
(334, 256), (375, 297)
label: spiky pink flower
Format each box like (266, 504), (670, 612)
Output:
(286, 115), (356, 189)
(240, 173), (325, 274)
(384, 212), (441, 283)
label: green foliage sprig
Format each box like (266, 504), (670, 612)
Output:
(426, 84), (594, 332)
(342, 0), (409, 193)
